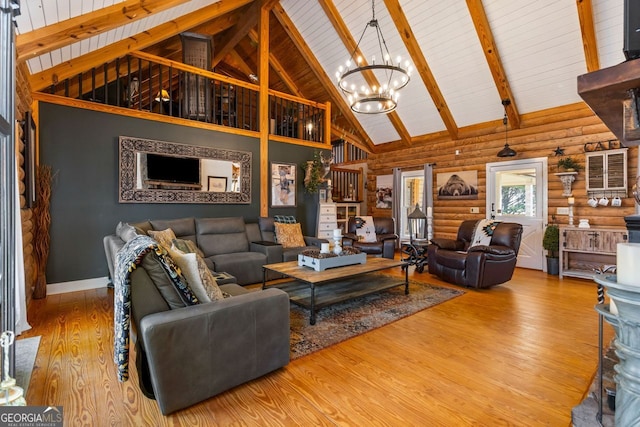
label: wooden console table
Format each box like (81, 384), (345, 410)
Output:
(559, 226), (628, 279)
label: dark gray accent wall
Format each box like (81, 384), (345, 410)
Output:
(39, 102), (323, 283)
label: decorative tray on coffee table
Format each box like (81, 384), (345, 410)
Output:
(297, 248), (366, 272)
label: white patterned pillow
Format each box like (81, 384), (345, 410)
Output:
(169, 245), (224, 302)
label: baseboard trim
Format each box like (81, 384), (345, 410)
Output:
(47, 277), (110, 295)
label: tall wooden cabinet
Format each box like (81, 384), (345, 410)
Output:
(559, 226), (628, 279)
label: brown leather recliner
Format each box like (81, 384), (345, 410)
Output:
(342, 217), (398, 259)
(427, 220), (523, 289)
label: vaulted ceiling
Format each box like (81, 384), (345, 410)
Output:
(14, 0), (625, 153)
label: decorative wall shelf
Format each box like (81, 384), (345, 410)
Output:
(554, 171), (578, 197)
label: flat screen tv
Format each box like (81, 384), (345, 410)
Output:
(146, 153), (200, 184)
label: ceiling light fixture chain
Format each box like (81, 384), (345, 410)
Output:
(336, 0), (411, 114)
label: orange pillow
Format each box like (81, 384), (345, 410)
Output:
(274, 222), (306, 248)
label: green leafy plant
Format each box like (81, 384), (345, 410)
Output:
(542, 224), (560, 258)
(557, 157), (582, 172)
(302, 151), (326, 194)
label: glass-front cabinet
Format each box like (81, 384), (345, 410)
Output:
(586, 148), (627, 196)
(336, 203), (360, 234)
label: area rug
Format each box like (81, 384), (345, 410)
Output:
(15, 336), (40, 395)
(289, 277), (464, 359)
(571, 341), (616, 427)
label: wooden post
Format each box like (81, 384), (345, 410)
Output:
(258, 3), (270, 217)
(324, 101), (331, 146)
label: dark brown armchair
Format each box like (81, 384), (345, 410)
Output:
(427, 220), (523, 289)
(342, 217), (398, 259)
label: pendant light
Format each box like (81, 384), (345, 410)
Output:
(497, 99), (516, 157)
(335, 0), (411, 114)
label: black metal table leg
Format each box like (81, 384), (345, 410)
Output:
(310, 283), (316, 325)
(262, 267), (266, 290)
(404, 264), (409, 295)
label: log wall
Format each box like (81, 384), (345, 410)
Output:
(367, 103), (638, 239)
(16, 61), (36, 305)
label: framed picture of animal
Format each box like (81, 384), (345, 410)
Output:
(271, 162), (296, 207)
(437, 170), (479, 200)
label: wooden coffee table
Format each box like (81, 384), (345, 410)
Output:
(262, 257), (408, 325)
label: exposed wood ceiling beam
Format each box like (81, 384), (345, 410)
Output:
(272, 3), (375, 152)
(227, 49), (255, 80)
(248, 29), (301, 96)
(16, 0), (189, 63)
(466, 0), (520, 129)
(576, 0), (600, 72)
(383, 0), (458, 140)
(319, 0), (411, 146)
(29, 0), (253, 91)
(211, 2), (259, 68)
(331, 124), (371, 153)
(145, 6), (248, 59)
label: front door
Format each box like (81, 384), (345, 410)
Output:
(486, 158), (548, 270)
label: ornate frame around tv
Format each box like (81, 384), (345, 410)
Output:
(118, 136), (251, 204)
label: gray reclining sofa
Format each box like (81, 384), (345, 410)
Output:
(106, 216), (294, 414)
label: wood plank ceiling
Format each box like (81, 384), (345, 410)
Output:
(14, 0), (625, 153)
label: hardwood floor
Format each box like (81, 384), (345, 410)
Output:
(18, 266), (613, 426)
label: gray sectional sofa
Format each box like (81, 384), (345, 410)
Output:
(125, 246), (290, 415)
(103, 216), (325, 414)
(104, 216), (324, 286)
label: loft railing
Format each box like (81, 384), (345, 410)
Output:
(332, 138), (367, 163)
(330, 166), (363, 202)
(41, 51), (329, 144)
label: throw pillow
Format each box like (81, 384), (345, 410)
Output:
(152, 246), (200, 306)
(274, 215), (297, 224)
(116, 221), (139, 242)
(193, 254), (225, 301)
(148, 228), (176, 250)
(274, 222), (306, 248)
(171, 238), (205, 258)
(169, 244), (225, 302)
(355, 216), (377, 243)
(168, 251), (211, 303)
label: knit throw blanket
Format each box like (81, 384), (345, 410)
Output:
(469, 219), (500, 248)
(113, 235), (197, 382)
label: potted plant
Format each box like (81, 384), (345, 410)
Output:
(542, 224), (560, 275)
(557, 157), (582, 172)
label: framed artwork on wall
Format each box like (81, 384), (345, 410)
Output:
(437, 170), (479, 200)
(375, 174), (392, 209)
(208, 176), (227, 192)
(271, 162), (296, 207)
